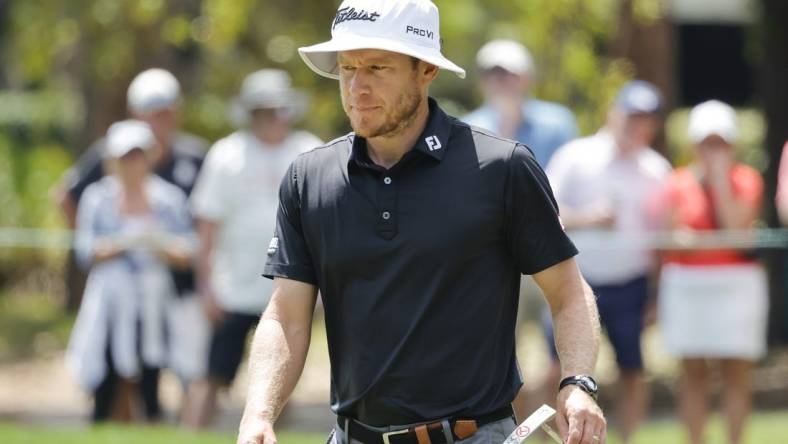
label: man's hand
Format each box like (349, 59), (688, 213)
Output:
(237, 417), (277, 444)
(555, 386), (606, 444)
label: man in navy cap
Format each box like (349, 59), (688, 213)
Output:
(545, 80), (672, 443)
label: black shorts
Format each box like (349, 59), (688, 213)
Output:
(208, 312), (260, 385)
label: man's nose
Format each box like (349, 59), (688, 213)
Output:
(348, 69), (373, 96)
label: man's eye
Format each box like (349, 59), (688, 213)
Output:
(371, 65), (386, 71)
(341, 65), (356, 71)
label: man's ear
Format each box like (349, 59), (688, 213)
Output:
(421, 62), (439, 83)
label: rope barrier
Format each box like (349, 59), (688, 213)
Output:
(2, 227), (788, 252)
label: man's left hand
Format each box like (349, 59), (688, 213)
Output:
(555, 385), (606, 444)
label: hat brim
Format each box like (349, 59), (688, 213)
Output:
(298, 35), (466, 80)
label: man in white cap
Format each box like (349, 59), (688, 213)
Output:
(545, 80), (672, 443)
(463, 39), (578, 168)
(181, 69), (321, 428)
(238, 1), (605, 444)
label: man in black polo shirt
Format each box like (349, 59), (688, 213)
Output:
(238, 1), (606, 444)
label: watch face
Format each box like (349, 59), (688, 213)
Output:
(581, 376), (598, 391)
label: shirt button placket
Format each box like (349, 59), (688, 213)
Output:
(378, 174), (397, 239)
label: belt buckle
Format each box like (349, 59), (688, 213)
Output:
(381, 428), (409, 444)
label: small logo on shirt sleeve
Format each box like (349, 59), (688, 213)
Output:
(267, 237), (279, 255)
(425, 135), (442, 151)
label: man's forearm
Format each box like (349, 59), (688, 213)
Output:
(241, 314), (312, 424)
(552, 280), (600, 377)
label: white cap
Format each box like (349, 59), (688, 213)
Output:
(238, 69), (306, 113)
(127, 68), (181, 114)
(688, 100), (738, 144)
(298, 0), (465, 80)
(105, 120), (155, 158)
(476, 39), (534, 76)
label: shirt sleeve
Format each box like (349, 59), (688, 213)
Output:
(505, 144), (578, 275)
(73, 183), (103, 270)
(544, 144), (574, 204)
(189, 146), (230, 222)
(262, 158), (318, 285)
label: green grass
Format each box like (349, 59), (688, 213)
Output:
(3, 411), (788, 444)
(0, 423), (324, 444)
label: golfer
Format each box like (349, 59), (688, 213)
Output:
(238, 1), (606, 443)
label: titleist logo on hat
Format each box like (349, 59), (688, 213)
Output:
(333, 7), (381, 29)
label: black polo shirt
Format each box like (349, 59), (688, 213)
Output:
(263, 98), (577, 426)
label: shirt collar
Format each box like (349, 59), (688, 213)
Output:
(348, 97), (454, 169)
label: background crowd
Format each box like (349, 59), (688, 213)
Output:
(1, 1), (788, 444)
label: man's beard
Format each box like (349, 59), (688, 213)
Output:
(350, 87), (423, 139)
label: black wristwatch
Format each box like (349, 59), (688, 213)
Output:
(559, 375), (599, 401)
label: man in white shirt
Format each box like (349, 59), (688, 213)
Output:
(546, 81), (672, 444)
(182, 69), (322, 428)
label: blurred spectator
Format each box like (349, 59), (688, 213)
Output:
(546, 81), (671, 443)
(656, 100), (767, 444)
(463, 39), (578, 167)
(776, 141), (788, 225)
(461, 39), (579, 422)
(54, 68), (211, 415)
(181, 69), (322, 428)
(65, 120), (195, 423)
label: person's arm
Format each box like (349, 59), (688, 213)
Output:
(55, 142), (107, 228)
(237, 277), (318, 444)
(544, 144), (615, 230)
(533, 258), (605, 444)
(52, 184), (79, 229)
(777, 143), (788, 226)
(155, 239), (194, 269)
(705, 151), (760, 229)
(556, 204), (616, 230)
(506, 144), (606, 444)
(194, 218), (224, 323)
(74, 183), (127, 268)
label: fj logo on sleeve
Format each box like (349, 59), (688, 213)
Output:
(267, 237), (279, 255)
(425, 135), (442, 151)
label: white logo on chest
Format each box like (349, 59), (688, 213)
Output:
(425, 135), (442, 151)
(267, 237), (279, 255)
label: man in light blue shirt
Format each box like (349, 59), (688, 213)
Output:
(463, 39), (578, 167)
(463, 39), (579, 424)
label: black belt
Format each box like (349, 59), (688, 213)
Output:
(337, 406), (514, 444)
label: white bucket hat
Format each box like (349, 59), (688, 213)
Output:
(298, 0), (465, 80)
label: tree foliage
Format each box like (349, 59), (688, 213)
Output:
(1, 0), (647, 142)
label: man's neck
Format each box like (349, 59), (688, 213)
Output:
(366, 100), (430, 170)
